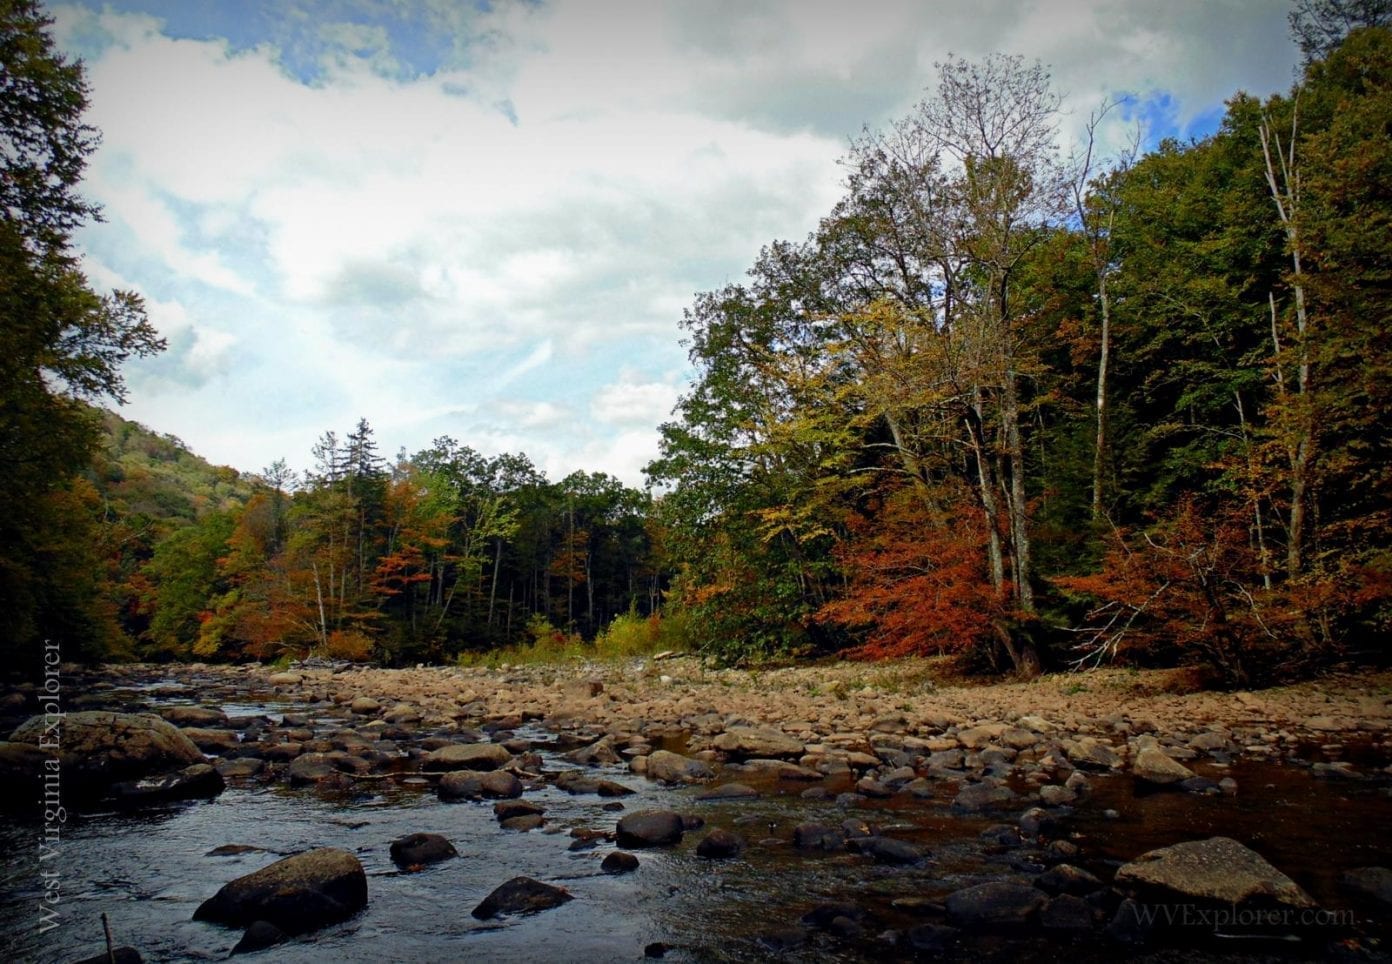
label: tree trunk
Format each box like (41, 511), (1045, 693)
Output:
(1002, 367), (1034, 611)
(1091, 271), (1111, 520)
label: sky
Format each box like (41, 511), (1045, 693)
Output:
(47, 0), (1301, 488)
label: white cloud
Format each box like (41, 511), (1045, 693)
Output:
(50, 0), (1299, 486)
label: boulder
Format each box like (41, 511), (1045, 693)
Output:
(1132, 745), (1196, 786)
(389, 832), (457, 868)
(181, 727), (241, 754)
(712, 726), (804, 759)
(471, 877), (572, 919)
(478, 770), (523, 799)
(158, 706), (229, 727)
(616, 809), (684, 848)
(1040, 894), (1097, 933)
(421, 742), (511, 772)
(849, 836), (926, 865)
(945, 881), (1048, 928)
(10, 711), (203, 795)
(231, 920), (287, 955)
(644, 750), (714, 784)
(602, 851), (639, 874)
(696, 782), (759, 801)
(349, 697), (380, 715)
(1343, 867), (1392, 906)
(566, 737), (622, 766)
(493, 800), (545, 823)
(695, 828), (744, 858)
(952, 781), (1017, 812)
(1035, 863), (1103, 897)
(437, 771), (482, 801)
(1114, 836), (1317, 910)
(194, 848), (368, 934)
(793, 823), (847, 851)
(108, 763), (225, 805)
(1066, 737), (1122, 769)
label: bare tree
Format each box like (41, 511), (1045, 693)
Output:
(1289, 0), (1391, 63)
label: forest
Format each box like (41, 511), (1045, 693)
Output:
(1, 0), (1388, 684)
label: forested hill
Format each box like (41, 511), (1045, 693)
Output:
(88, 408), (254, 530)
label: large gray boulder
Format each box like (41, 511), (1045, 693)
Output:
(421, 742), (511, 772)
(194, 848), (367, 934)
(616, 809), (684, 848)
(9, 711), (204, 800)
(1132, 745), (1196, 786)
(643, 749), (713, 784)
(1115, 837), (1317, 910)
(712, 726), (804, 759)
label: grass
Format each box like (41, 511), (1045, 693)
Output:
(455, 610), (689, 670)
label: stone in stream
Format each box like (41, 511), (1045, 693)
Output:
(695, 828), (744, 858)
(349, 697), (380, 715)
(286, 752), (339, 785)
(566, 736), (622, 766)
(470, 876), (573, 919)
(494, 799), (545, 822)
(1131, 745), (1196, 786)
(1343, 867), (1392, 906)
(1114, 836), (1317, 910)
(389, 832), (457, 868)
(944, 881), (1048, 928)
(194, 848), (368, 934)
(616, 809), (684, 848)
(848, 836), (927, 865)
(158, 705), (229, 727)
(438, 771), (483, 801)
(108, 762), (225, 805)
(9, 711), (204, 798)
(793, 823), (847, 852)
(951, 781), (1016, 812)
(231, 920), (288, 955)
(1034, 863), (1103, 897)
(420, 742), (511, 772)
(502, 813), (545, 831)
(478, 770), (523, 799)
(695, 782), (759, 801)
(602, 851), (640, 874)
(1040, 893), (1097, 933)
(180, 727), (241, 753)
(1065, 737), (1122, 770)
(643, 749), (714, 784)
(712, 726), (804, 760)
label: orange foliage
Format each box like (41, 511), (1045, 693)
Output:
(819, 485), (1010, 660)
(1054, 499), (1388, 686)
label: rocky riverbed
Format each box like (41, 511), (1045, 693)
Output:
(2, 657), (1391, 962)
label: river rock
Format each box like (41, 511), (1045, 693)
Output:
(1040, 893), (1097, 932)
(945, 881), (1048, 928)
(602, 851), (639, 874)
(287, 752), (340, 785)
(471, 876), (572, 919)
(108, 762), (225, 805)
(438, 771), (482, 801)
(616, 809), (684, 848)
(181, 727), (240, 753)
(494, 799), (545, 822)
(390, 832), (457, 868)
(194, 848), (368, 934)
(712, 726), (804, 759)
(849, 836), (926, 865)
(793, 823), (847, 851)
(952, 781), (1017, 811)
(567, 736), (622, 766)
(1066, 737), (1122, 769)
(1035, 863), (1103, 897)
(159, 705), (229, 727)
(421, 742), (511, 772)
(479, 770), (523, 799)
(216, 757), (265, 779)
(10, 711), (204, 794)
(1342, 867), (1392, 906)
(349, 697), (381, 715)
(644, 749), (714, 784)
(231, 920), (287, 955)
(266, 672), (302, 685)
(696, 828), (744, 858)
(1114, 836), (1317, 909)
(1132, 745), (1196, 785)
(696, 782), (759, 801)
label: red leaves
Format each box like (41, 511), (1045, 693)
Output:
(818, 485), (1010, 660)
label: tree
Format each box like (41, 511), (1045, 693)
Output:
(1290, 0), (1392, 62)
(0, 1), (162, 664)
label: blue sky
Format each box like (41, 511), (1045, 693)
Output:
(47, 0), (1299, 486)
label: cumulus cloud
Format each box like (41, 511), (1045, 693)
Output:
(48, 0), (1299, 487)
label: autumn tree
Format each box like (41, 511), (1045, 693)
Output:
(0, 0), (162, 664)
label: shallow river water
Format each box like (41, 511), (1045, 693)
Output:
(2, 673), (1390, 963)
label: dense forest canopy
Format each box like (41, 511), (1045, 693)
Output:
(2, 0), (1388, 681)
